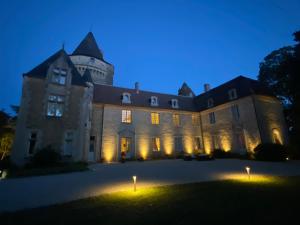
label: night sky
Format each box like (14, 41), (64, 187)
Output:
(1, 0), (299, 113)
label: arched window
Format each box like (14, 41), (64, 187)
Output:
(150, 96), (158, 106)
(272, 128), (282, 144)
(122, 92), (131, 104)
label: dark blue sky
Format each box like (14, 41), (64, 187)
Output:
(1, 0), (299, 113)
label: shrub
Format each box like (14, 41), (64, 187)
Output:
(254, 143), (288, 161)
(0, 156), (11, 170)
(212, 149), (242, 158)
(32, 146), (61, 167)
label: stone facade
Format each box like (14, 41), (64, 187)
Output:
(11, 32), (288, 166)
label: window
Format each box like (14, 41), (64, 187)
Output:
(63, 131), (73, 156)
(209, 112), (216, 124)
(47, 95), (64, 117)
(151, 112), (160, 125)
(171, 99), (179, 108)
(89, 136), (95, 153)
(173, 114), (180, 127)
(174, 137), (183, 152)
(231, 104), (240, 120)
(122, 110), (132, 123)
(150, 96), (158, 106)
(52, 68), (67, 85)
(207, 98), (214, 108)
(192, 114), (200, 126)
(152, 137), (161, 151)
(228, 88), (237, 100)
(122, 93), (131, 104)
(28, 132), (37, 155)
(194, 137), (202, 151)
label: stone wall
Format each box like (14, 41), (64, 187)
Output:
(70, 55), (114, 85)
(200, 96), (261, 154)
(99, 105), (202, 162)
(11, 55), (89, 165)
(253, 95), (288, 145)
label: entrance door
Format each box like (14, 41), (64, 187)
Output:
(121, 137), (132, 159)
(88, 136), (96, 162)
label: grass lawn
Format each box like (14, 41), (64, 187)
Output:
(1, 175), (300, 225)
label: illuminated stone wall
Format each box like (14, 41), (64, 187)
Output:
(200, 96), (261, 154)
(253, 95), (288, 145)
(11, 55), (90, 165)
(100, 105), (202, 162)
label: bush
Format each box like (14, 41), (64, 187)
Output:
(212, 149), (242, 158)
(254, 143), (288, 161)
(0, 156), (11, 170)
(32, 146), (61, 167)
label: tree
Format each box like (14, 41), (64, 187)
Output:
(0, 133), (13, 160)
(258, 31), (300, 154)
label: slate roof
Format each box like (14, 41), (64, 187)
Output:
(93, 76), (274, 112)
(93, 84), (197, 112)
(23, 49), (87, 87)
(194, 75), (274, 111)
(72, 32), (104, 60)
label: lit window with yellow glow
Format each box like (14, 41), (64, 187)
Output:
(151, 112), (160, 125)
(173, 114), (180, 127)
(152, 137), (160, 151)
(122, 110), (132, 123)
(192, 114), (200, 126)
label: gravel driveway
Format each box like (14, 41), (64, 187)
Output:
(1, 159), (300, 212)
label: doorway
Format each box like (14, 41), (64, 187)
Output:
(88, 136), (96, 162)
(121, 137), (132, 159)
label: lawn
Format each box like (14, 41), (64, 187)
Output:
(1, 175), (299, 225)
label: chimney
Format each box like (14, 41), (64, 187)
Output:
(204, 84), (210, 92)
(135, 82), (140, 94)
(204, 83), (211, 92)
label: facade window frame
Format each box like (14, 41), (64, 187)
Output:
(122, 110), (132, 123)
(52, 68), (67, 85)
(47, 94), (65, 117)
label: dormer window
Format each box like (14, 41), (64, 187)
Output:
(228, 88), (237, 100)
(122, 92), (131, 104)
(52, 68), (67, 85)
(150, 96), (158, 106)
(171, 99), (179, 108)
(207, 98), (214, 108)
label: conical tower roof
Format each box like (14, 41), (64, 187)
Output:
(72, 32), (103, 60)
(178, 82), (195, 97)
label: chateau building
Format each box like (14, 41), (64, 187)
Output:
(11, 32), (288, 165)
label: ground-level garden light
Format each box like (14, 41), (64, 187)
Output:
(133, 176), (137, 192)
(245, 166), (251, 180)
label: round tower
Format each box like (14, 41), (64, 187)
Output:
(70, 32), (114, 85)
